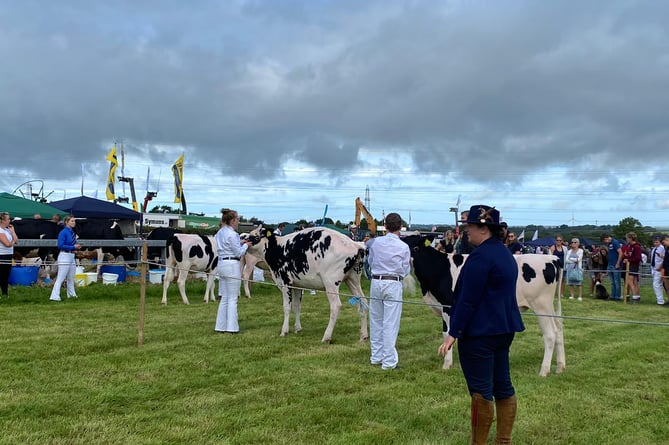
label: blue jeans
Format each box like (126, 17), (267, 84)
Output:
(458, 333), (516, 400)
(607, 265), (621, 299)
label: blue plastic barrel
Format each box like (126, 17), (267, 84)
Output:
(9, 266), (39, 286)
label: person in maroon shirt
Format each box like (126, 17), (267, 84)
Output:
(623, 232), (642, 303)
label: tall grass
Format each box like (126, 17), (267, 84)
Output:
(0, 277), (667, 445)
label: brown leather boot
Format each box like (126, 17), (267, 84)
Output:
(471, 393), (494, 445)
(494, 395), (517, 444)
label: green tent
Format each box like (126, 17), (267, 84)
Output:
(0, 192), (66, 220)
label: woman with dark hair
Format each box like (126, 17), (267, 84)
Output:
(438, 205), (525, 445)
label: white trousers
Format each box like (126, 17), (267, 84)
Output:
(50, 252), (76, 301)
(215, 259), (241, 332)
(369, 279), (403, 370)
(651, 269), (665, 305)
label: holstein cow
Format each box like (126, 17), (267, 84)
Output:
(74, 219), (135, 263)
(12, 218), (61, 261)
(145, 227), (182, 269)
(402, 234), (565, 377)
(246, 226), (368, 343)
(239, 232), (270, 299)
(161, 234), (218, 305)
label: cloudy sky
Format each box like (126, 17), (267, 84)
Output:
(2, 0), (669, 228)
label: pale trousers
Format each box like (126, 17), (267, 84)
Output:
(215, 259), (241, 332)
(651, 269), (665, 305)
(369, 279), (403, 370)
(50, 252), (76, 301)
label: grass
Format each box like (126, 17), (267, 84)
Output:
(0, 275), (668, 445)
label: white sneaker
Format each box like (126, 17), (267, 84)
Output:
(49, 296), (62, 302)
(569, 296), (574, 300)
(577, 297), (583, 301)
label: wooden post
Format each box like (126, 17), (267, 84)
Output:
(138, 241), (148, 346)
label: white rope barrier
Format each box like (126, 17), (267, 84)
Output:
(4, 255), (668, 328)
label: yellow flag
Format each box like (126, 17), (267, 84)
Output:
(105, 146), (118, 201)
(172, 154), (184, 204)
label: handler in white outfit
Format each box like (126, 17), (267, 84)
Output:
(366, 212), (410, 370)
(650, 236), (665, 305)
(214, 208), (251, 333)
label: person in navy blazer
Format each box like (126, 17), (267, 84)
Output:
(438, 204), (525, 445)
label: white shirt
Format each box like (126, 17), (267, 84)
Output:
(651, 245), (665, 271)
(0, 227), (14, 255)
(215, 225), (248, 258)
(366, 233), (411, 277)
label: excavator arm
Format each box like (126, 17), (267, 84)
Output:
(355, 197), (377, 236)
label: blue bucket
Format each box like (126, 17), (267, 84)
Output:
(9, 266), (39, 286)
(100, 265), (127, 283)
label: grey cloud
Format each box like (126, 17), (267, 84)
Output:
(1, 0), (669, 193)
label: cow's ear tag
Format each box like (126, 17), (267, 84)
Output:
(266, 230), (272, 237)
(424, 239), (431, 247)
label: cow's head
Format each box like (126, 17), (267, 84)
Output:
(245, 224), (269, 246)
(401, 234), (436, 255)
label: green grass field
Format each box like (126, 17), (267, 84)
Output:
(1, 276), (667, 445)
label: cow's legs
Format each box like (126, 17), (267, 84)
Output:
(554, 317), (566, 374)
(441, 313), (454, 370)
(203, 272), (216, 303)
(534, 315), (557, 377)
(292, 289), (303, 333)
(240, 256), (253, 299)
(161, 265), (176, 305)
(344, 275), (369, 342)
(321, 284), (342, 343)
(176, 268), (191, 305)
(280, 286), (292, 336)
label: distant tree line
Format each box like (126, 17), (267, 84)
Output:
(149, 206), (661, 246)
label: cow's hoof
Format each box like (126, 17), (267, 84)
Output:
(280, 332), (288, 337)
(555, 365), (566, 374)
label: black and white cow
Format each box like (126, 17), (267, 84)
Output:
(239, 232), (270, 299)
(402, 234), (565, 377)
(246, 226), (368, 343)
(145, 227), (182, 269)
(74, 219), (135, 263)
(12, 218), (61, 260)
(161, 234), (218, 305)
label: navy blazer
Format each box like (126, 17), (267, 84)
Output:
(449, 236), (525, 339)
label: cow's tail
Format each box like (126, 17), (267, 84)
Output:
(403, 274), (417, 298)
(555, 262), (563, 330)
(164, 235), (178, 270)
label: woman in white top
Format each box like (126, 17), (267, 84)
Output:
(214, 208), (251, 333)
(565, 238), (584, 301)
(0, 212), (19, 296)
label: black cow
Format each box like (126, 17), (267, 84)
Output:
(74, 219), (135, 262)
(12, 218), (61, 260)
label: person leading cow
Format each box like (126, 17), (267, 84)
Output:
(438, 205), (524, 445)
(365, 212), (410, 371)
